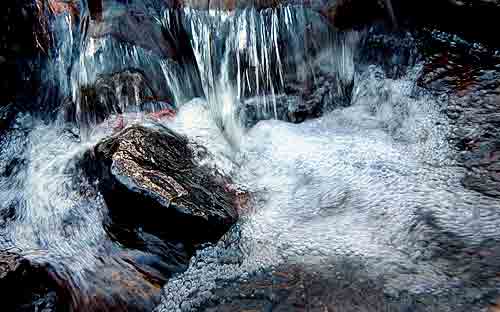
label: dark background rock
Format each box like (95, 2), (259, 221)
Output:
(63, 69), (159, 126)
(389, 0), (500, 47)
(0, 0), (46, 109)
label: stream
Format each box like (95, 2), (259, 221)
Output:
(1, 1), (500, 311)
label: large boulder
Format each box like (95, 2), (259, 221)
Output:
(85, 124), (238, 255)
(0, 252), (60, 312)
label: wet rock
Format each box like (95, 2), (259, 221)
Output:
(328, 0), (500, 46)
(391, 0), (500, 46)
(78, 124), (238, 310)
(0, 103), (18, 133)
(88, 0), (103, 21)
(326, 0), (385, 30)
(86, 124), (238, 255)
(199, 261), (491, 312)
(0, 1), (46, 104)
(416, 31), (500, 198)
(0, 252), (59, 312)
(89, 3), (171, 57)
(0, 251), (170, 312)
(238, 76), (349, 128)
(72, 3), (202, 121)
(47, 0), (79, 17)
(63, 69), (161, 126)
(356, 27), (420, 79)
(69, 256), (167, 311)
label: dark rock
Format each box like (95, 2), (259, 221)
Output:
(328, 0), (386, 30)
(88, 4), (171, 57)
(415, 30), (500, 198)
(68, 256), (166, 311)
(63, 69), (160, 126)
(0, 0), (45, 104)
(356, 26), (420, 79)
(86, 124), (238, 255)
(88, 0), (103, 21)
(0, 250), (172, 312)
(77, 124), (238, 310)
(389, 0), (500, 47)
(327, 0), (500, 47)
(0, 252), (60, 312)
(201, 261), (491, 312)
(0, 103), (18, 133)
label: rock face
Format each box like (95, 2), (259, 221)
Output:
(86, 124), (238, 254)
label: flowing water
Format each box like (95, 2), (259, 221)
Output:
(1, 0), (500, 311)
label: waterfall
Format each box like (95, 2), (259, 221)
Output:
(44, 1), (356, 144)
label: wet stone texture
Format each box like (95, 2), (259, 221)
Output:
(63, 70), (160, 126)
(0, 252), (60, 312)
(204, 265), (421, 312)
(2, 251), (168, 311)
(85, 124), (238, 257)
(417, 31), (500, 198)
(169, 253), (496, 312)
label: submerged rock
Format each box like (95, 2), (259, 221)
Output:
(416, 30), (500, 198)
(0, 251), (169, 312)
(86, 124), (238, 255)
(63, 69), (162, 126)
(69, 256), (167, 311)
(328, 0), (500, 46)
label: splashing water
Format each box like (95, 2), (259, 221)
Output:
(156, 65), (500, 311)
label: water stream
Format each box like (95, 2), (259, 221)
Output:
(1, 1), (500, 311)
